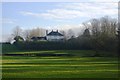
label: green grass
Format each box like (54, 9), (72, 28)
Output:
(2, 54), (118, 78)
(4, 50), (115, 57)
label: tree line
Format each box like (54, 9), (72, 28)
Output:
(6, 16), (119, 56)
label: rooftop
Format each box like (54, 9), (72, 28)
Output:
(47, 30), (63, 36)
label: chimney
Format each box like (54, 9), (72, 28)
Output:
(46, 30), (48, 35)
(57, 30), (58, 32)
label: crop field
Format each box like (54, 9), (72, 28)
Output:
(2, 50), (119, 78)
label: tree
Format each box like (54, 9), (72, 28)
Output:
(29, 28), (45, 37)
(12, 26), (24, 42)
(90, 19), (100, 36)
(82, 22), (91, 29)
(23, 30), (31, 41)
(99, 16), (117, 51)
(60, 30), (67, 40)
(7, 36), (13, 43)
(82, 28), (90, 37)
(12, 26), (22, 37)
(67, 29), (75, 39)
(100, 16), (117, 38)
(117, 21), (120, 56)
(88, 16), (118, 54)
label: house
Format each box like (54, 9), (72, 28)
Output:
(31, 30), (64, 41)
(46, 30), (64, 41)
(14, 36), (24, 42)
(31, 37), (47, 41)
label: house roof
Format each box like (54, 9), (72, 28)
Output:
(31, 37), (46, 40)
(47, 30), (63, 36)
(14, 36), (24, 41)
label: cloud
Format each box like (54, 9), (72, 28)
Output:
(20, 2), (118, 20)
(20, 11), (40, 17)
(0, 18), (16, 24)
(58, 3), (118, 18)
(41, 9), (87, 19)
(20, 9), (86, 19)
(52, 24), (83, 30)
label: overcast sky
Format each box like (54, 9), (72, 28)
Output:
(1, 0), (119, 42)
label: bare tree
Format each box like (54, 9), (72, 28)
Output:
(60, 30), (67, 40)
(11, 26), (24, 42)
(82, 22), (91, 29)
(29, 27), (45, 37)
(90, 19), (100, 36)
(67, 29), (75, 39)
(7, 36), (13, 43)
(90, 18), (101, 54)
(100, 16), (117, 37)
(82, 28), (90, 37)
(12, 26), (22, 37)
(88, 16), (117, 54)
(109, 19), (117, 37)
(23, 30), (31, 41)
(118, 22), (120, 55)
(30, 28), (39, 37)
(39, 28), (46, 37)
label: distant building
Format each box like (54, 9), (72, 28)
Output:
(46, 30), (64, 41)
(14, 36), (24, 42)
(31, 30), (64, 41)
(31, 37), (47, 41)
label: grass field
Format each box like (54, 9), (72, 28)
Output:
(2, 50), (119, 78)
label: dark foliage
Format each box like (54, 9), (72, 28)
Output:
(14, 40), (93, 51)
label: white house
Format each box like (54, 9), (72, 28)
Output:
(46, 30), (64, 41)
(31, 30), (64, 41)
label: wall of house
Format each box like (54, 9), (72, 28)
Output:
(46, 36), (64, 41)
